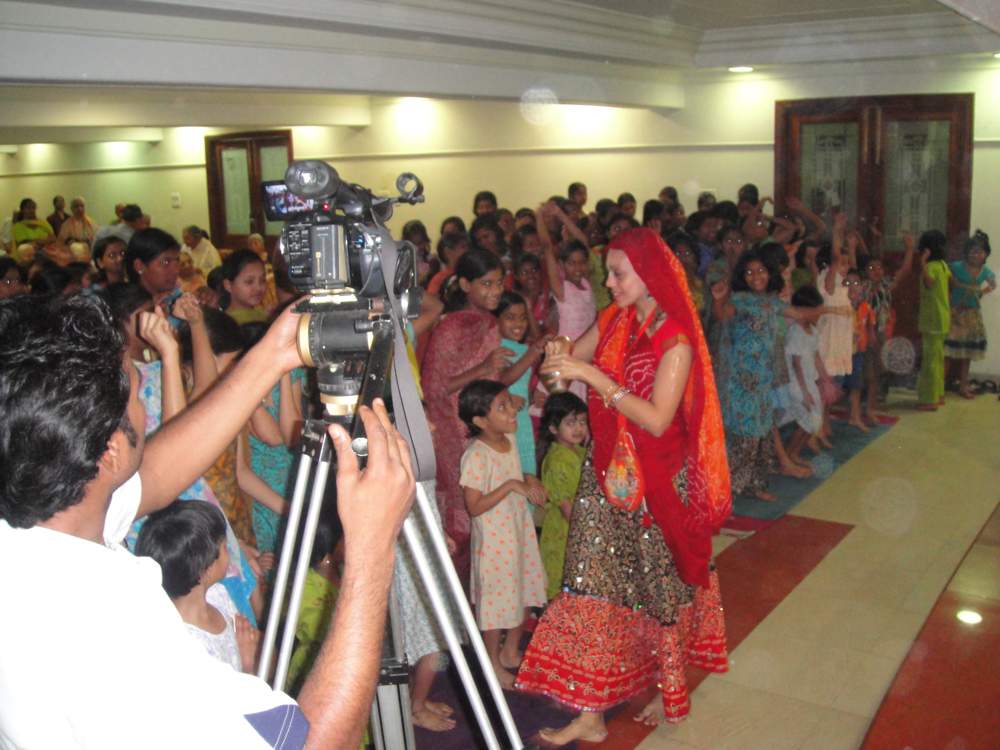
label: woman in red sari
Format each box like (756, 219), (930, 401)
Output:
(515, 228), (731, 744)
(421, 249), (514, 585)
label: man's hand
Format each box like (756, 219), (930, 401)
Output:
(257, 303), (306, 374)
(329, 399), (416, 563)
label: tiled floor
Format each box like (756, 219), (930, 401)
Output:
(631, 392), (1000, 750)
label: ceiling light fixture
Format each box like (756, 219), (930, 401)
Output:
(994, 52), (1000, 59)
(728, 66), (754, 73)
(956, 609), (983, 625)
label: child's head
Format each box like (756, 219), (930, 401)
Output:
(617, 192), (637, 217)
(717, 223), (746, 258)
(732, 249), (781, 294)
(494, 290), (529, 343)
(510, 226), (542, 258)
(473, 190), (498, 218)
(440, 215), (467, 237)
(791, 284), (823, 309)
(180, 306), (246, 370)
(918, 229), (947, 262)
(459, 380), (516, 438)
(101, 282), (154, 358)
(815, 242), (848, 273)
(470, 215), (503, 256)
(863, 256), (884, 284)
(666, 231), (698, 277)
(795, 239), (820, 270)
(221, 249), (266, 310)
(513, 253), (543, 296)
(963, 229), (991, 265)
(538, 392), (588, 462)
(844, 268), (864, 306)
(444, 249), (504, 313)
(559, 240), (589, 284)
(402, 220), (431, 256)
(514, 207), (536, 230)
(436, 232), (469, 269)
(135, 500), (228, 598)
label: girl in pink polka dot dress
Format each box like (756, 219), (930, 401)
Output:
(458, 380), (548, 689)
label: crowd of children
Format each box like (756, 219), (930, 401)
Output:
(1, 182), (994, 741)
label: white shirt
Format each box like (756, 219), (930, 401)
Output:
(181, 237), (223, 276)
(188, 583), (243, 672)
(0, 517), (300, 749)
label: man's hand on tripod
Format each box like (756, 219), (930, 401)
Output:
(259, 303), (306, 374)
(329, 398), (416, 564)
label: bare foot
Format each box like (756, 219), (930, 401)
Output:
(424, 701), (454, 718)
(492, 663), (516, 690)
(959, 389), (976, 400)
(818, 435), (834, 450)
(789, 456), (813, 475)
(499, 648), (524, 670)
(538, 716), (608, 746)
(753, 489), (777, 502)
(412, 706), (456, 732)
(848, 419), (870, 433)
(633, 695), (666, 726)
(805, 436), (822, 455)
(779, 462), (812, 479)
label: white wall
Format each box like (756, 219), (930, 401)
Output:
(2, 57), (998, 372)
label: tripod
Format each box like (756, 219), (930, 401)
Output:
(258, 325), (527, 750)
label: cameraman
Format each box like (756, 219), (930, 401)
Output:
(0, 294), (415, 749)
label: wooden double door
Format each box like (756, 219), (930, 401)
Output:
(775, 94), (973, 338)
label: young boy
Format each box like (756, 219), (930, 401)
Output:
(136, 500), (258, 673)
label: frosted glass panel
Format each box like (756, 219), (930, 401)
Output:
(799, 122), (859, 220)
(260, 145), (290, 236)
(221, 147), (251, 235)
(882, 120), (949, 251)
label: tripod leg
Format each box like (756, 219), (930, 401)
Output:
(273, 439), (333, 691)
(406, 483), (525, 750)
(258, 451), (314, 683)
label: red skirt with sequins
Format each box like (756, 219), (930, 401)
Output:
(515, 572), (727, 721)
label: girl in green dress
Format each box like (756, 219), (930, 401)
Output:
(916, 230), (952, 410)
(537, 392), (589, 600)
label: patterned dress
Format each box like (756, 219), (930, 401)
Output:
(501, 337), (537, 476)
(460, 439), (547, 630)
(817, 268), (853, 376)
(944, 261), (994, 360)
(716, 292), (785, 495)
(516, 315), (727, 722)
(421, 307), (501, 586)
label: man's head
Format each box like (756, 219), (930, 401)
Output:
(121, 204), (144, 227)
(0, 294), (141, 529)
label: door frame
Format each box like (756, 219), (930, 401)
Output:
(205, 129), (293, 250)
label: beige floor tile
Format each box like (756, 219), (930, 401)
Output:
(643, 678), (832, 750)
(757, 588), (897, 653)
(830, 653), (901, 717)
(795, 709), (873, 750)
(711, 533), (739, 556)
(864, 607), (928, 661)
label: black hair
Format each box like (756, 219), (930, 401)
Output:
(731, 248), (783, 294)
(536, 391), (588, 471)
(29, 265), (75, 296)
(440, 215), (467, 236)
(659, 186), (679, 204)
(795, 238), (820, 269)
(642, 199), (665, 226)
(179, 306), (246, 361)
(759, 241), (790, 273)
(0, 294), (129, 527)
(666, 230), (697, 258)
(514, 207), (536, 224)
(815, 242), (834, 270)
(473, 190), (498, 214)
(469, 215), (505, 254)
(738, 183), (760, 206)
(442, 249), (503, 313)
(496, 207), (514, 223)
(458, 379), (506, 438)
(510, 225), (539, 259)
(18, 197), (35, 213)
(685, 210), (708, 234)
(0, 257), (26, 283)
(121, 204), (143, 223)
(917, 229), (948, 261)
(716, 222), (742, 245)
(568, 182), (586, 198)
(494, 290), (528, 322)
(606, 212), (639, 233)
(617, 192), (637, 208)
(514, 252), (542, 275)
(99, 282), (152, 330)
(134, 500), (227, 598)
(712, 200), (741, 227)
(402, 219), (430, 244)
(92, 235), (127, 282)
(697, 191), (717, 211)
(220, 249), (265, 309)
(183, 224), (208, 240)
(125, 227), (179, 284)
(558, 239), (588, 264)
(240, 320), (269, 350)
(791, 284), (823, 308)
(66, 262), (94, 287)
(436, 232), (468, 265)
(964, 229), (991, 258)
(206, 266), (226, 293)
(595, 199), (617, 227)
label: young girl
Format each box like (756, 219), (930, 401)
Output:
(221, 249), (268, 325)
(494, 291), (549, 478)
(666, 232), (705, 314)
(916, 230), (953, 411)
(136, 500), (258, 674)
(426, 232), (468, 297)
(816, 214), (855, 437)
(537, 392), (588, 600)
(944, 231), (996, 398)
(458, 380), (547, 688)
(844, 267), (876, 430)
(421, 250), (512, 584)
(784, 285), (829, 464)
(513, 253), (553, 342)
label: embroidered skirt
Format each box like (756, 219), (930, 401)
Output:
(515, 458), (727, 722)
(944, 307), (987, 361)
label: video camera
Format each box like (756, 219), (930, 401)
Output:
(262, 160), (425, 419)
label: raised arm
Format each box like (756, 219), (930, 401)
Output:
(786, 195), (827, 241)
(173, 294), (217, 400)
(138, 308), (186, 423)
(826, 213), (847, 295)
(890, 233), (916, 292)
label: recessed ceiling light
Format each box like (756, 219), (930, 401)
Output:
(994, 52), (1000, 59)
(728, 66), (754, 73)
(957, 609), (983, 625)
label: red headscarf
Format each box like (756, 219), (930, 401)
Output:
(594, 228), (731, 584)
